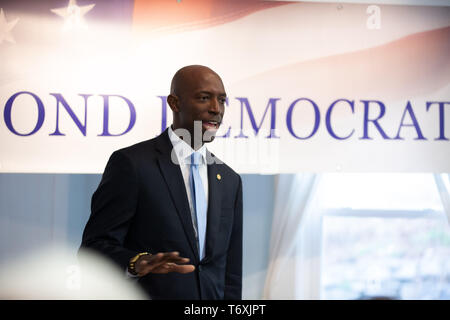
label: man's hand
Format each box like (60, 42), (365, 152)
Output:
(134, 251), (195, 276)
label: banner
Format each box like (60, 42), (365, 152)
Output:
(1, 0), (449, 173)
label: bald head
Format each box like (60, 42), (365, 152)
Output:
(167, 65), (226, 147)
(170, 65), (223, 97)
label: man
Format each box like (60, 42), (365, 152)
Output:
(79, 65), (243, 300)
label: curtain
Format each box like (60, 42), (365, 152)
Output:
(433, 173), (450, 224)
(263, 173), (321, 299)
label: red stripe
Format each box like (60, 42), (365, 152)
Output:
(132, 0), (290, 35)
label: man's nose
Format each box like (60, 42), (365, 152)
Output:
(208, 97), (220, 114)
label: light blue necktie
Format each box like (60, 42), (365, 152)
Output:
(190, 152), (207, 260)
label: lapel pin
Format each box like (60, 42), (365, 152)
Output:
(216, 174), (221, 180)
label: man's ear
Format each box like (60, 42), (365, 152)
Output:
(167, 95), (179, 113)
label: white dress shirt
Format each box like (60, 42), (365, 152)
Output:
(168, 126), (209, 239)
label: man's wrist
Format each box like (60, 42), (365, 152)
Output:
(128, 252), (150, 276)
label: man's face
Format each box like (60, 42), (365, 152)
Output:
(171, 69), (226, 143)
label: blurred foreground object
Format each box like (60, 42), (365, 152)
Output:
(0, 245), (148, 299)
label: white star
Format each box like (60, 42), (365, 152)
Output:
(51, 0), (95, 31)
(0, 8), (19, 45)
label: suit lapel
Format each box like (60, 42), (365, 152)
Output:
(155, 130), (199, 259)
(203, 151), (222, 263)
(155, 130), (223, 263)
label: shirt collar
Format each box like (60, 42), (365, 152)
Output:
(168, 126), (207, 165)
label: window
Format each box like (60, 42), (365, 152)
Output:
(318, 173), (450, 300)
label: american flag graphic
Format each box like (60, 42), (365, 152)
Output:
(0, 0), (449, 173)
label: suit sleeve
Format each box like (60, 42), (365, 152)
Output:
(79, 150), (139, 269)
(224, 175), (243, 300)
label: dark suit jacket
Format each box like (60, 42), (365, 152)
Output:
(80, 129), (243, 300)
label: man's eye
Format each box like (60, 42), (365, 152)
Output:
(199, 96), (209, 101)
(219, 98), (226, 104)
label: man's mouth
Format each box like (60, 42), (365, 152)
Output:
(202, 120), (220, 130)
